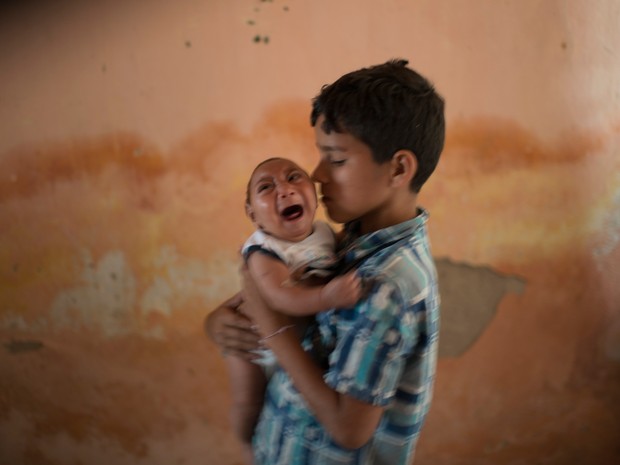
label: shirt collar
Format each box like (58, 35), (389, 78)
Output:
(338, 208), (429, 268)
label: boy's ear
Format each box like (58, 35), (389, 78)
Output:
(390, 150), (417, 188)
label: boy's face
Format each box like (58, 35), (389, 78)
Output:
(311, 115), (394, 233)
(246, 158), (318, 242)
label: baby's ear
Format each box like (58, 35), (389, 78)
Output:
(245, 202), (255, 222)
(390, 150), (417, 187)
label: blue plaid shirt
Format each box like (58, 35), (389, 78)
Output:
(253, 209), (440, 465)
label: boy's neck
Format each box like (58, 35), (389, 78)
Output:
(358, 193), (419, 235)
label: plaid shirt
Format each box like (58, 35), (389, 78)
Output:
(253, 209), (440, 465)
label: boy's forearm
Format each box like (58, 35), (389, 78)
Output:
(242, 263), (381, 447)
(265, 330), (383, 449)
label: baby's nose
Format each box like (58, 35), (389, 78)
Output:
(276, 185), (294, 197)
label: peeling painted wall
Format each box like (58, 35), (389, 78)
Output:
(1, 1), (619, 464)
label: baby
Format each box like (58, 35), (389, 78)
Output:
(227, 157), (361, 464)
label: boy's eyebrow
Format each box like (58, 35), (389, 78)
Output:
(316, 143), (347, 152)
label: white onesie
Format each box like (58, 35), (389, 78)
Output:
(241, 220), (337, 374)
(242, 220), (337, 279)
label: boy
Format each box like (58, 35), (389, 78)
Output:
(206, 59), (445, 465)
(228, 157), (361, 464)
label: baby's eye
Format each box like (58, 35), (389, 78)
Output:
(288, 172), (302, 182)
(257, 183), (273, 193)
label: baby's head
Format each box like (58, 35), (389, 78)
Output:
(246, 158), (318, 243)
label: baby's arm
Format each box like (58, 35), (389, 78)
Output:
(247, 252), (361, 316)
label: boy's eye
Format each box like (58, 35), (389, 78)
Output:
(330, 159), (346, 166)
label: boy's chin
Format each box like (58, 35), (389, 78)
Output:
(324, 209), (350, 225)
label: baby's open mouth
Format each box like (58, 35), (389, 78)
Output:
(281, 204), (304, 221)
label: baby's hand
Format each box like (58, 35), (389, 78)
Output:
(322, 271), (362, 309)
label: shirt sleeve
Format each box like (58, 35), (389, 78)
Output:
(243, 244), (283, 263)
(324, 279), (422, 406)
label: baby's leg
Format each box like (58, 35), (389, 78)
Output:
(225, 355), (267, 465)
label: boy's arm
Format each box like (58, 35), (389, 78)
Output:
(247, 251), (360, 316)
(268, 325), (383, 448)
(241, 266), (383, 449)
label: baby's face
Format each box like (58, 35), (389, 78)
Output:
(247, 158), (317, 242)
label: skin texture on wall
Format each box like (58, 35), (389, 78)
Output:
(1, 1), (619, 464)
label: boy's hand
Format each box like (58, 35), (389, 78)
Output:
(321, 271), (362, 309)
(204, 292), (261, 360)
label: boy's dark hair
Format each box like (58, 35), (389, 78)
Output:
(310, 59), (445, 193)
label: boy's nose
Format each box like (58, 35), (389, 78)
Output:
(310, 162), (325, 183)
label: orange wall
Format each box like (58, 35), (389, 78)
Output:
(1, 1), (619, 464)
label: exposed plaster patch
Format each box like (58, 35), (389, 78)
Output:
(50, 250), (137, 337)
(140, 246), (239, 317)
(436, 258), (526, 357)
(140, 276), (174, 316)
(593, 187), (620, 260)
(45, 247), (239, 338)
(1, 313), (28, 330)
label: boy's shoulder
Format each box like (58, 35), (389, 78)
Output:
(358, 223), (436, 300)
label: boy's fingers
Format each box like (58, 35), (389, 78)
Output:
(222, 348), (260, 361)
(218, 329), (260, 352)
(230, 311), (254, 328)
(220, 322), (259, 341)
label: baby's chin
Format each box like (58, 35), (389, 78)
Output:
(266, 222), (314, 243)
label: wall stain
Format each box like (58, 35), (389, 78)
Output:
(1, 106), (619, 464)
(0, 133), (166, 202)
(443, 116), (606, 173)
(4, 339), (44, 354)
(246, 0), (286, 44)
(1, 107), (617, 340)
